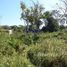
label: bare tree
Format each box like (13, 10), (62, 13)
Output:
(51, 0), (67, 26)
(56, 0), (67, 17)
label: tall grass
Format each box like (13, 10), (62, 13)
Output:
(0, 29), (67, 67)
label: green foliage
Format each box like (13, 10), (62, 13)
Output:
(0, 28), (67, 67)
(46, 17), (59, 32)
(27, 38), (67, 67)
(41, 11), (60, 32)
(19, 33), (39, 45)
(20, 1), (45, 30)
(44, 11), (52, 18)
(60, 25), (67, 30)
(1, 25), (10, 30)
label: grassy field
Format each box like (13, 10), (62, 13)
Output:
(0, 29), (67, 67)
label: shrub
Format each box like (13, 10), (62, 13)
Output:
(19, 33), (39, 45)
(60, 25), (66, 30)
(46, 17), (59, 32)
(41, 26), (48, 32)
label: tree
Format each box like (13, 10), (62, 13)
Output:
(41, 11), (59, 32)
(2, 25), (10, 30)
(60, 0), (67, 13)
(46, 17), (59, 32)
(56, 0), (67, 19)
(20, 1), (45, 32)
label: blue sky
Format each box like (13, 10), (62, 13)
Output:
(0, 0), (60, 26)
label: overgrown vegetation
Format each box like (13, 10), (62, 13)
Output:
(0, 27), (67, 67)
(0, 0), (67, 67)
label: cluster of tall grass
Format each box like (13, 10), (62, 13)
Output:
(0, 28), (67, 67)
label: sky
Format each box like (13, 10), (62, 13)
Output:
(0, 0), (61, 26)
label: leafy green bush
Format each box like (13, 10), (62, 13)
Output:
(60, 25), (66, 30)
(19, 33), (39, 46)
(46, 17), (59, 32)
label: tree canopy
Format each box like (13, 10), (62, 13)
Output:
(20, 1), (45, 32)
(20, 1), (59, 32)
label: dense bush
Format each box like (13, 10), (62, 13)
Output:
(46, 17), (59, 32)
(19, 33), (39, 45)
(41, 17), (59, 32)
(60, 25), (65, 30)
(41, 26), (48, 32)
